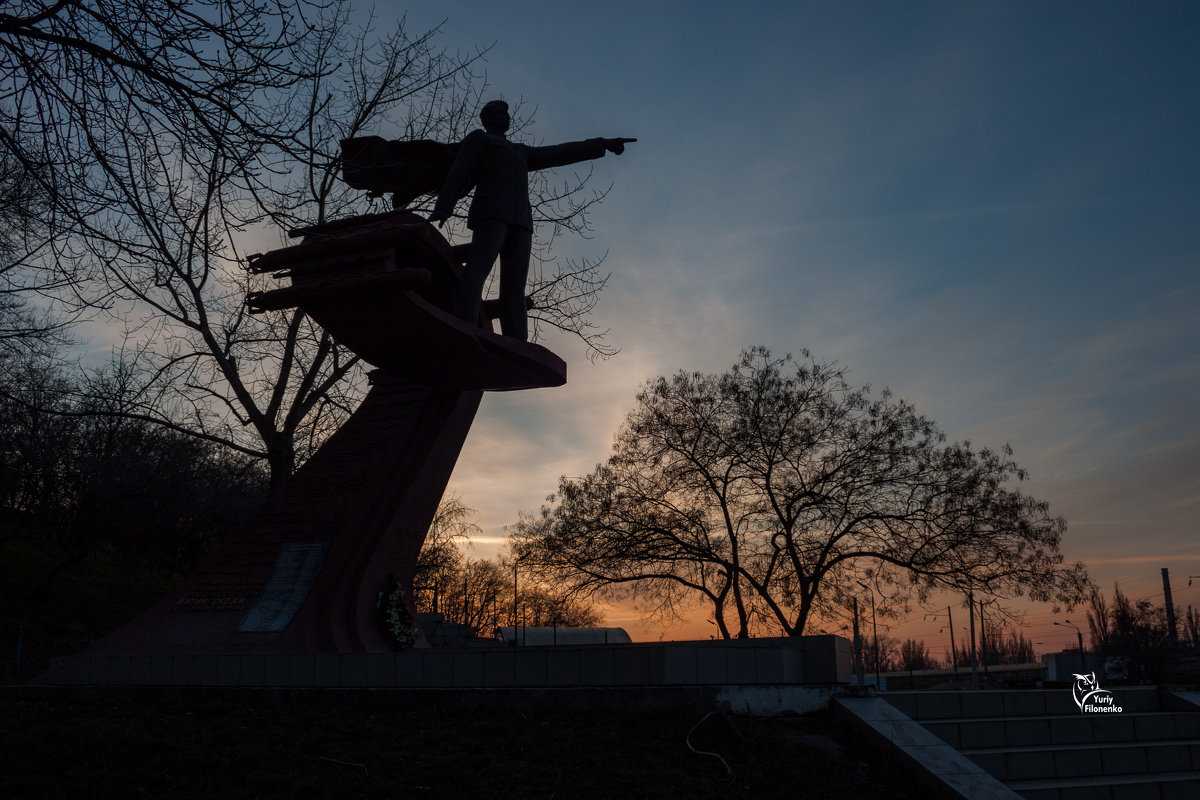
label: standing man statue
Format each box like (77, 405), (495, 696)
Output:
(429, 100), (634, 340)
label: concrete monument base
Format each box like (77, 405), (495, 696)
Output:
(43, 635), (852, 690)
(72, 211), (567, 662)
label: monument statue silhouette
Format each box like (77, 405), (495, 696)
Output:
(84, 105), (633, 656)
(429, 100), (634, 339)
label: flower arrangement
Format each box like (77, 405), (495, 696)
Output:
(376, 578), (416, 650)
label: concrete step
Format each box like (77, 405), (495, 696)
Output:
(1007, 769), (1200, 800)
(962, 739), (1200, 781)
(921, 711), (1200, 749)
(883, 688), (1162, 720)
(869, 689), (1200, 799)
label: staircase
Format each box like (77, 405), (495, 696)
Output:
(881, 688), (1200, 799)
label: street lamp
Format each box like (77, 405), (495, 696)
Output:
(512, 552), (528, 645)
(925, 606), (959, 681)
(1054, 619), (1085, 670)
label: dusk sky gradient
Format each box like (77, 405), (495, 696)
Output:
(383, 1), (1199, 652)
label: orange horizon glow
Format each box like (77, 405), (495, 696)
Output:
(586, 563), (1200, 660)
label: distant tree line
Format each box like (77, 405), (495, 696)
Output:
(946, 628), (1037, 668)
(0, 353), (266, 596)
(1085, 584), (1199, 683)
(856, 626), (1038, 676)
(413, 497), (602, 635)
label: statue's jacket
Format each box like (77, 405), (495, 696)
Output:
(433, 129), (608, 231)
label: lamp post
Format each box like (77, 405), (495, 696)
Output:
(927, 605), (959, 681)
(512, 552), (528, 645)
(1054, 619), (1085, 671)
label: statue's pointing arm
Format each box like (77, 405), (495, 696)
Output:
(430, 131), (485, 225)
(526, 137), (636, 171)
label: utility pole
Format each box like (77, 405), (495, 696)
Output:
(1163, 567), (1178, 645)
(857, 581), (879, 688)
(947, 605), (959, 681)
(968, 590), (979, 689)
(979, 597), (987, 676)
(853, 597), (865, 685)
(871, 594), (879, 688)
(979, 597), (994, 676)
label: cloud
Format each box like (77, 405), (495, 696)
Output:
(355, 3), (1200, 640)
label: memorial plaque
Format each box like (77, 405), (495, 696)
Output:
(237, 543), (330, 632)
(172, 580), (262, 612)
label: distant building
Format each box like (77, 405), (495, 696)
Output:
(496, 626), (632, 646)
(1041, 649), (1101, 681)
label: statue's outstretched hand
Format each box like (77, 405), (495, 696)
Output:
(605, 137), (637, 155)
(427, 208), (450, 228)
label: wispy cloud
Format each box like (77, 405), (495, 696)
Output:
(382, 3), (1200, 640)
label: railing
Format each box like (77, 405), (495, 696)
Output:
(877, 661), (1047, 689)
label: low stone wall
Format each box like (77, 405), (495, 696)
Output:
(42, 635), (851, 689)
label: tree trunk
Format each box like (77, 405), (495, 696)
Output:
(711, 598), (731, 639)
(788, 592), (814, 636)
(731, 572), (751, 638)
(266, 435), (296, 492)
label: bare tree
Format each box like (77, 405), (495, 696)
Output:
(412, 498), (601, 633)
(2, 3), (619, 489)
(418, 551), (603, 634)
(857, 634), (900, 674)
(412, 493), (481, 601)
(981, 627), (1036, 666)
(512, 347), (1091, 638)
(1090, 584), (1173, 682)
(1, 0), (316, 208)
(516, 582), (603, 629)
(1086, 586), (1111, 653)
(0, 145), (72, 361)
(0, 352), (77, 535)
(1182, 604), (1199, 653)
(900, 638), (939, 671)
(0, 354), (266, 596)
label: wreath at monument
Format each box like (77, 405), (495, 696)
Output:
(376, 578), (416, 650)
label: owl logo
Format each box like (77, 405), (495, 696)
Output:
(1071, 672), (1115, 712)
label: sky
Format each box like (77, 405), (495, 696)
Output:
(377, 1), (1200, 652)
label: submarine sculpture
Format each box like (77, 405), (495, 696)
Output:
(80, 138), (569, 656)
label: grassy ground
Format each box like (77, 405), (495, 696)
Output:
(0, 535), (922, 798)
(0, 695), (920, 799)
(0, 537), (179, 684)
